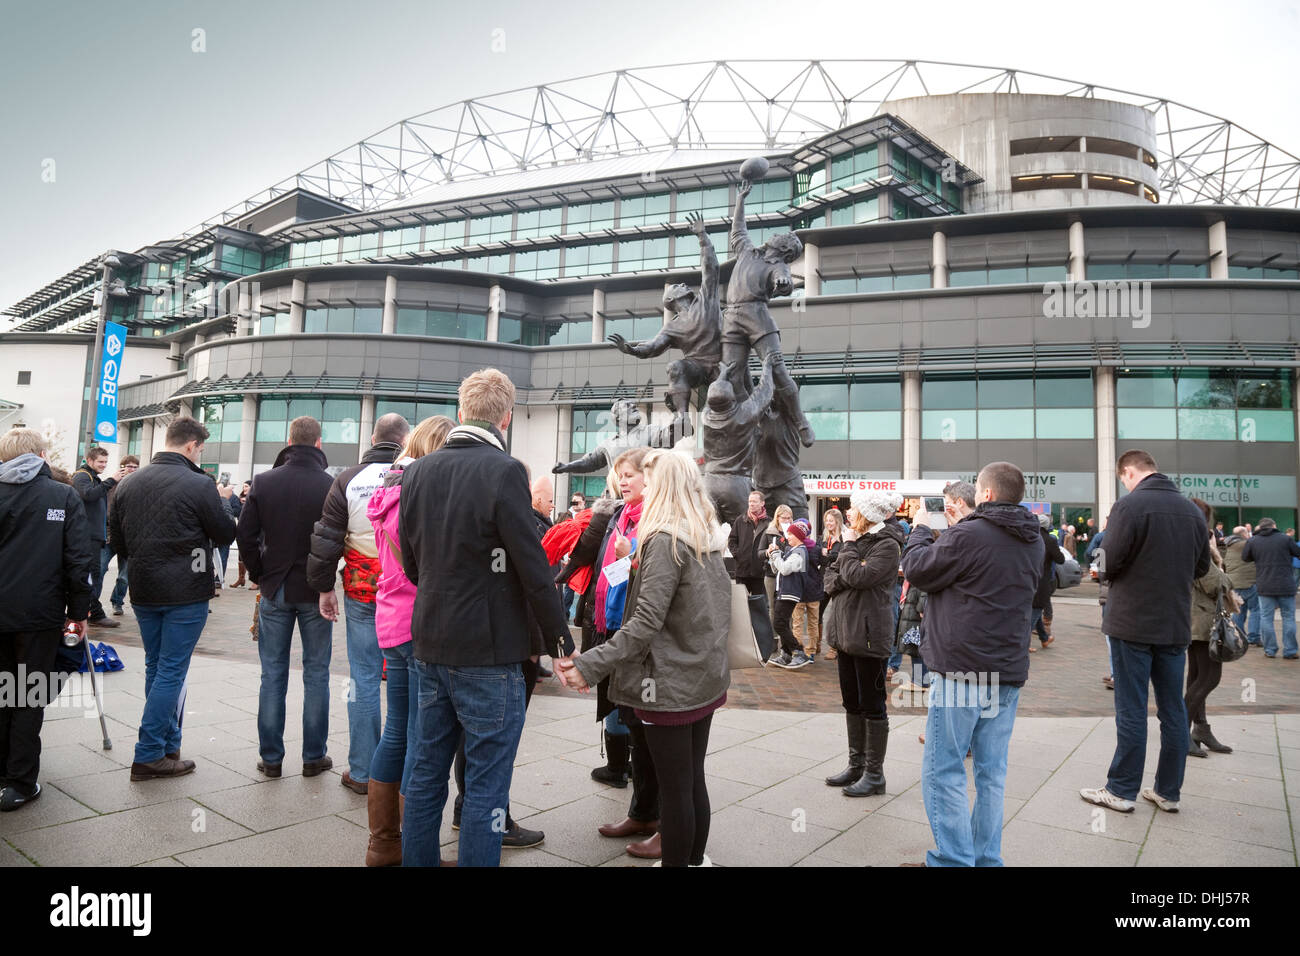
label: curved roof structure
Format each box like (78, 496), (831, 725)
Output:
(183, 59), (1300, 236)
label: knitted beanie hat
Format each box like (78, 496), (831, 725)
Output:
(787, 518), (814, 546)
(851, 489), (903, 525)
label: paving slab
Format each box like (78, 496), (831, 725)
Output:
(50, 758), (257, 815)
(702, 743), (818, 788)
(174, 814), (367, 867)
(816, 812), (937, 867)
(192, 774), (366, 832)
(1001, 818), (1143, 866)
(704, 804), (839, 868)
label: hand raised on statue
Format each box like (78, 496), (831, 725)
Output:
(552, 461), (569, 474)
(608, 333), (630, 353)
(685, 211), (706, 236)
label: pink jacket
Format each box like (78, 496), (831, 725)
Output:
(367, 475), (415, 648)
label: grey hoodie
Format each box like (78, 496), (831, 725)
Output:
(0, 452), (47, 484)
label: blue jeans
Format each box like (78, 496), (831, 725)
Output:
(1257, 594), (1298, 657)
(604, 709), (629, 737)
(133, 601), (209, 764)
(922, 675), (1021, 867)
(1233, 586), (1260, 645)
(370, 641), (419, 792)
(1106, 638), (1188, 801)
(887, 581), (903, 670)
(256, 586), (333, 765)
(343, 595), (383, 781)
(110, 558), (129, 609)
(403, 660), (527, 867)
(87, 541), (110, 619)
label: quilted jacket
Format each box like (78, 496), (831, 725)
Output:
(109, 452), (236, 606)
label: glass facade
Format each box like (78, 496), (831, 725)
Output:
(304, 305), (383, 334)
(498, 315), (592, 346)
(829, 195), (881, 226)
(256, 397), (360, 445)
(259, 312), (291, 335)
(1117, 368), (1294, 442)
(514, 207), (562, 241)
(394, 308), (487, 340)
(798, 378), (902, 440)
(382, 226), (423, 256)
(568, 405), (618, 498)
(562, 243), (615, 278)
(604, 313), (662, 342)
(821, 272), (929, 294)
(198, 397), (243, 444)
(375, 398), (457, 425)
(219, 244), (263, 275)
(922, 371), (1094, 440)
(618, 193), (670, 228)
(616, 236), (670, 272)
(949, 264), (1069, 286)
(1087, 262), (1209, 280)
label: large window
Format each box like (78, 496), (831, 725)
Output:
(565, 200), (616, 234)
(616, 236), (670, 272)
(829, 144), (881, 192)
(674, 186), (729, 221)
(395, 308), (487, 340)
(259, 311), (291, 335)
(749, 178), (792, 215)
(468, 214), (512, 245)
(498, 315), (592, 346)
(198, 398), (243, 444)
(922, 371), (1094, 440)
(570, 403), (620, 500)
(618, 193), (670, 228)
(382, 227), (422, 257)
(1117, 368), (1294, 442)
(821, 272), (930, 294)
(1228, 264), (1300, 280)
(797, 378), (902, 441)
(303, 306), (383, 334)
(950, 264), (1069, 286)
(422, 219), (464, 250)
(562, 243), (615, 277)
(256, 397), (360, 445)
(339, 232), (380, 262)
(604, 313), (662, 343)
(126, 423), (142, 456)
(829, 195), (881, 226)
(1087, 262), (1208, 280)
(513, 207), (562, 240)
(219, 244), (262, 275)
(513, 248), (561, 280)
(375, 398), (457, 426)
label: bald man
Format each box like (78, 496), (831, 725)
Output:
(307, 411), (411, 793)
(531, 475), (554, 525)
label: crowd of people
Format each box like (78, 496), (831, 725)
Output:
(0, 374), (1295, 865)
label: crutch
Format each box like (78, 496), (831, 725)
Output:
(82, 638), (113, 750)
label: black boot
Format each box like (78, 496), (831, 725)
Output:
(825, 713), (867, 787)
(844, 718), (888, 797)
(591, 731), (630, 788)
(1192, 722), (1232, 754)
(1187, 720), (1207, 758)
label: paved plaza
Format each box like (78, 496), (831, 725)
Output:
(2, 583), (1296, 867)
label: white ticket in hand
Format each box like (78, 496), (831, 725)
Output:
(602, 557), (632, 587)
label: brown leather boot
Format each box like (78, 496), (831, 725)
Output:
(130, 756), (196, 781)
(598, 816), (658, 838)
(365, 780), (402, 867)
(626, 831), (662, 859)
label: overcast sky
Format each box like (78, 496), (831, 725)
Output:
(2, 0), (1297, 311)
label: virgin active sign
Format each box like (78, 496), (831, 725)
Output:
(93, 321), (128, 444)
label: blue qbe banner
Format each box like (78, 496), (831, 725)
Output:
(93, 321), (128, 444)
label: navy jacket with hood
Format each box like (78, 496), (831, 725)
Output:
(900, 502), (1044, 686)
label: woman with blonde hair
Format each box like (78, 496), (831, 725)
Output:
(361, 414), (454, 865)
(560, 449), (732, 867)
(762, 504), (795, 624)
(818, 508), (845, 661)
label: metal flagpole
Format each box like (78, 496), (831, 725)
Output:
(84, 252), (119, 457)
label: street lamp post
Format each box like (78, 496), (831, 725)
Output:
(84, 252), (122, 458)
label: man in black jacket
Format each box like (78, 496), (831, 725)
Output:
(399, 369), (568, 867)
(1030, 513), (1065, 652)
(1242, 518), (1300, 658)
(109, 418), (236, 782)
(901, 461), (1043, 867)
(307, 412), (409, 795)
(236, 416), (335, 778)
(72, 446), (123, 629)
(0, 428), (94, 811)
(728, 490), (768, 596)
(1081, 450), (1210, 815)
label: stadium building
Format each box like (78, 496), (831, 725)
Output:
(5, 60), (1300, 530)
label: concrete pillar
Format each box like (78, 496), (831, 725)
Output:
(487, 284), (502, 342)
(931, 231), (948, 289)
(237, 394), (257, 481)
(236, 283), (254, 336)
(902, 371), (921, 479)
(802, 242), (821, 296)
(382, 274), (398, 335)
(592, 288), (606, 343)
(288, 277), (306, 335)
(1208, 220), (1229, 279)
(176, 399), (194, 421)
(359, 394), (376, 459)
(167, 341), (182, 366)
(1068, 221), (1086, 282)
(1095, 366), (1117, 521)
(140, 419), (155, 460)
(663, 283), (674, 324)
(193, 332), (206, 349)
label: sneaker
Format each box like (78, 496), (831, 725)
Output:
(788, 650), (812, 669)
(112, 605), (124, 616)
(768, 651), (792, 668)
(0, 783), (41, 812)
(1141, 788), (1179, 812)
(1079, 786), (1135, 813)
(501, 824), (545, 849)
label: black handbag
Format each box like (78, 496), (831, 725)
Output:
(1208, 591), (1248, 663)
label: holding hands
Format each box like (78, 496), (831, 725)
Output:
(554, 653), (589, 692)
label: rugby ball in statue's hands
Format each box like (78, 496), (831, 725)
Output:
(739, 156), (770, 181)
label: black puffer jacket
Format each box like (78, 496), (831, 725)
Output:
(824, 521), (905, 658)
(901, 502), (1044, 686)
(0, 454), (94, 628)
(1033, 527), (1065, 609)
(727, 512), (767, 580)
(109, 451), (236, 606)
(1241, 526), (1300, 597)
(72, 464), (116, 542)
